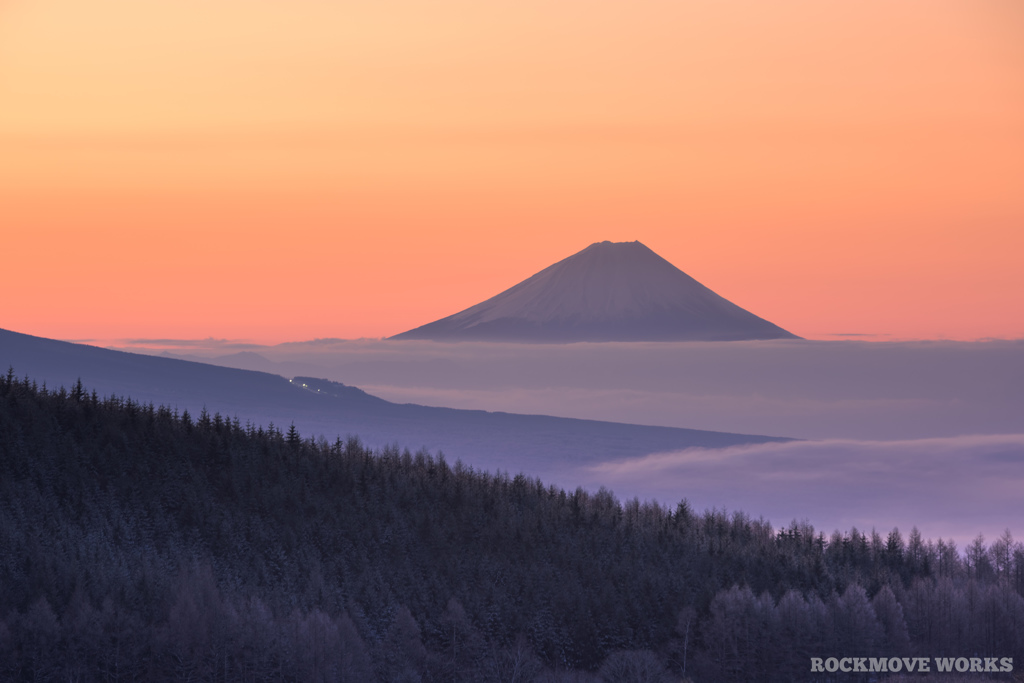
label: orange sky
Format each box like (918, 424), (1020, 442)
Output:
(2, 0), (1022, 343)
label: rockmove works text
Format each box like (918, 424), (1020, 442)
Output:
(811, 657), (1013, 674)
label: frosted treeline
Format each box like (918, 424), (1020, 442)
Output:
(1, 372), (1020, 681)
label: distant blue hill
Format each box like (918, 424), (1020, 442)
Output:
(0, 327), (789, 482)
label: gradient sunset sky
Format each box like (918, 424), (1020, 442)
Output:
(2, 1), (1022, 343)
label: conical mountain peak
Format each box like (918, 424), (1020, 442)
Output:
(392, 241), (798, 342)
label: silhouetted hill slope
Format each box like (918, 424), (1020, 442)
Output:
(1, 373), (1020, 681)
(0, 327), (786, 479)
(393, 241), (799, 342)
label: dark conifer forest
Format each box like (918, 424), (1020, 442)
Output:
(1, 369), (1022, 681)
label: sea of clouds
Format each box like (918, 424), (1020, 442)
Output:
(579, 434), (1024, 546)
(128, 338), (1024, 440)
(112, 337), (1023, 544)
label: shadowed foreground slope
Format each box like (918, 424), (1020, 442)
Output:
(0, 374), (1021, 681)
(0, 327), (787, 482)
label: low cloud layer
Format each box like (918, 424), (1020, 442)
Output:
(99, 338), (1023, 543)
(128, 338), (1024, 441)
(580, 434), (1024, 546)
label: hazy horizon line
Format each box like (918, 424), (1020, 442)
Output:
(62, 333), (1024, 351)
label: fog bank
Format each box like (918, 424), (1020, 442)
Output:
(133, 338), (1024, 441)
(580, 434), (1024, 547)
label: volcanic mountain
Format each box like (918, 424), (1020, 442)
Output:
(392, 241), (799, 342)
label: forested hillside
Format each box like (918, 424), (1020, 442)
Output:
(1, 370), (1021, 681)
